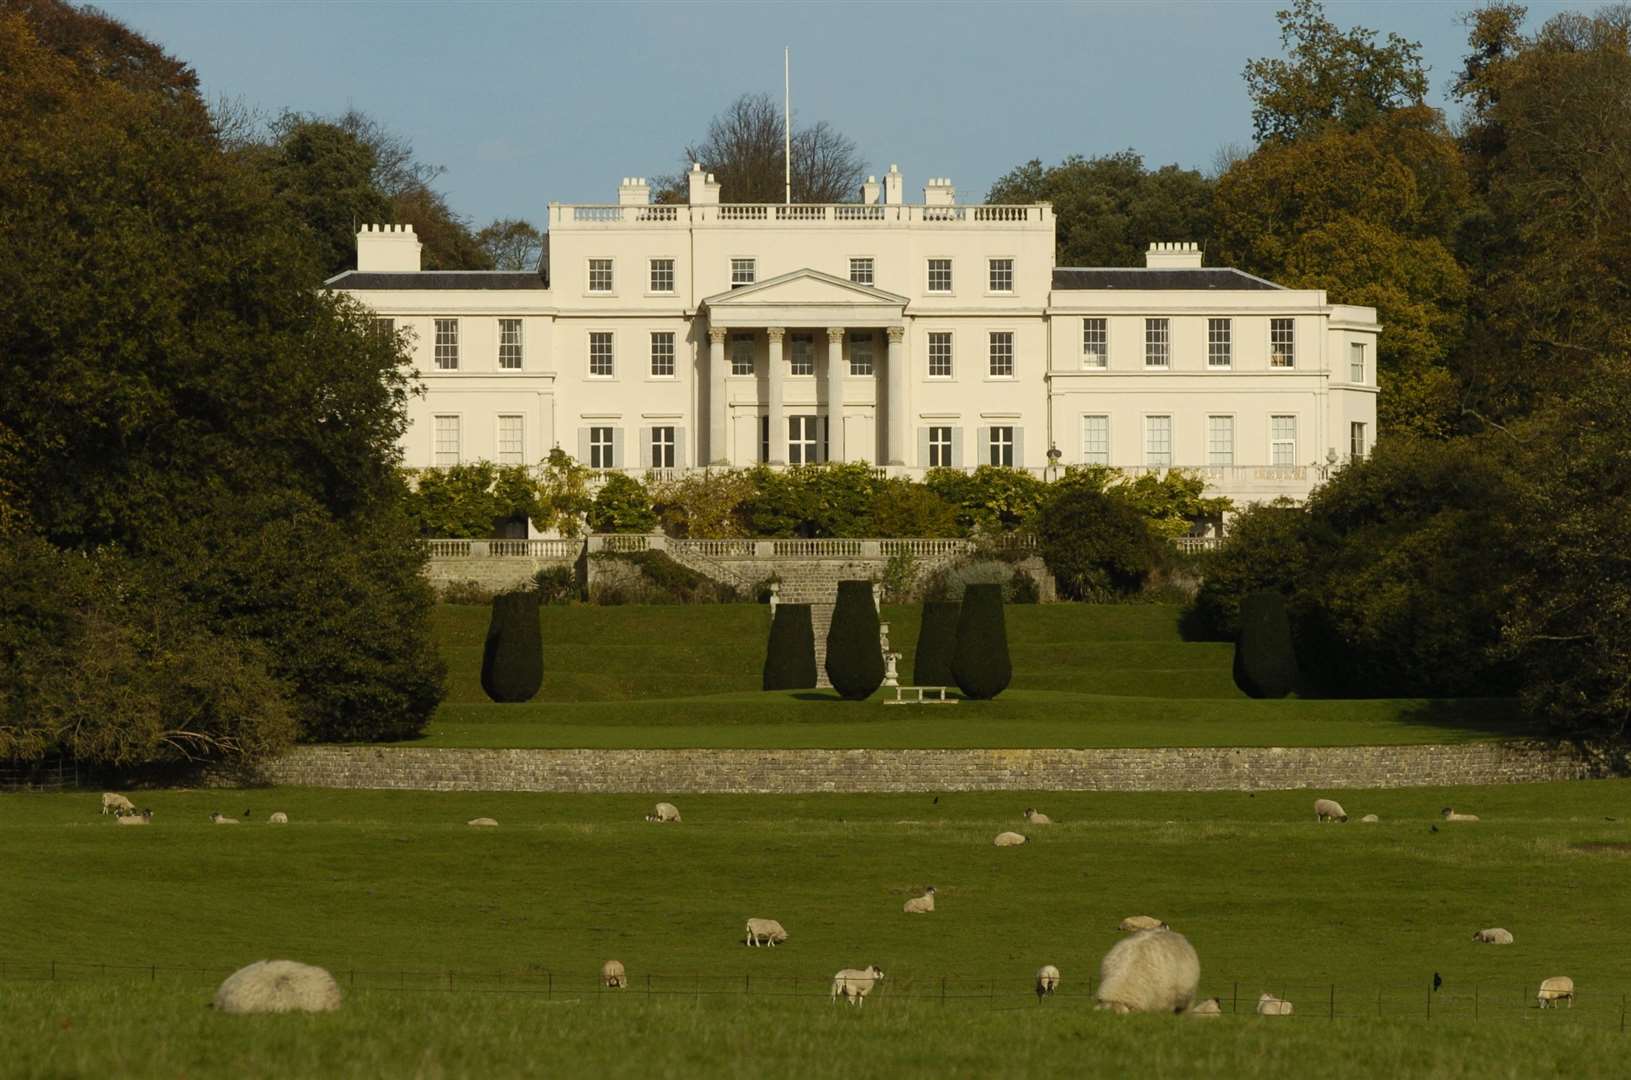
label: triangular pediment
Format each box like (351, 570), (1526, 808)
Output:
(701, 268), (907, 309)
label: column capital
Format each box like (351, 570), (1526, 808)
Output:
(826, 327), (846, 344)
(886, 325), (906, 344)
(708, 327), (727, 344)
(766, 326), (786, 343)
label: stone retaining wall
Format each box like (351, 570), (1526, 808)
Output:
(230, 742), (1624, 794)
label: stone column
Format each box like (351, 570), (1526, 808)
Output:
(708, 328), (727, 464)
(766, 327), (786, 465)
(826, 327), (846, 464)
(886, 325), (908, 466)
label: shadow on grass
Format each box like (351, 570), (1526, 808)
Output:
(1390, 697), (1531, 739)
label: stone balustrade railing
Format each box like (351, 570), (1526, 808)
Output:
(552, 204), (1048, 228)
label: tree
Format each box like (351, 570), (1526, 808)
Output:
(763, 603), (817, 691)
(480, 591), (543, 703)
(656, 93), (867, 203)
(911, 602), (960, 687)
(825, 580), (884, 700)
(1035, 485), (1160, 600)
(475, 217), (544, 271)
(402, 463), (543, 538)
(950, 584), (1012, 700)
(1232, 591), (1301, 698)
(588, 474), (658, 534)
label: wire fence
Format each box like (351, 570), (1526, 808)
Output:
(0, 957), (1625, 1029)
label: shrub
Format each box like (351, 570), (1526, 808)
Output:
(589, 550), (739, 604)
(922, 557), (1023, 602)
(923, 466), (1046, 536)
(480, 591), (543, 703)
(869, 479), (960, 538)
(1036, 484), (1160, 600)
(825, 580), (884, 700)
(912, 601), (961, 687)
(1233, 590), (1300, 699)
(1007, 568), (1041, 604)
(532, 565), (577, 605)
(879, 549), (919, 603)
(403, 462), (543, 538)
(439, 579), (494, 605)
(588, 474), (657, 534)
(650, 470), (754, 538)
(762, 604), (817, 690)
(951, 583), (1012, 700)
(1184, 502), (1319, 640)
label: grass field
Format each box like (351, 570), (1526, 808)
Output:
(420, 604), (1524, 749)
(3, 783), (1629, 1076)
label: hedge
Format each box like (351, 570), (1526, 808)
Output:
(951, 583), (1012, 700)
(1233, 589), (1300, 699)
(480, 591), (543, 702)
(825, 580), (884, 700)
(763, 604), (817, 690)
(912, 601), (961, 687)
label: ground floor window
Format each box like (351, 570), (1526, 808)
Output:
(1081, 415), (1108, 465)
(789, 415), (821, 464)
(433, 415), (460, 466)
(929, 425), (952, 467)
(1350, 421), (1366, 461)
(1145, 415), (1172, 467)
(1271, 415), (1298, 466)
(652, 425), (675, 468)
(1207, 415), (1233, 467)
(590, 426), (614, 469)
(988, 425), (1014, 467)
(497, 415), (524, 465)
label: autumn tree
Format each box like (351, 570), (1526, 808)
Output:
(475, 217), (544, 271)
(657, 93), (867, 203)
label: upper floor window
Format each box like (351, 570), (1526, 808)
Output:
(1144, 318), (1169, 368)
(589, 426), (614, 469)
(589, 331), (614, 377)
(989, 331), (1014, 377)
(1350, 421), (1366, 461)
(926, 258), (952, 294)
(928, 425), (952, 467)
(497, 415), (524, 465)
(849, 257), (874, 286)
(1145, 415), (1172, 467)
(1350, 342), (1365, 383)
(1270, 318), (1296, 367)
(1082, 319), (1107, 368)
(650, 332), (675, 377)
(1082, 415), (1109, 466)
(434, 318), (459, 370)
(1270, 414), (1298, 465)
(849, 332), (874, 376)
(988, 258), (1014, 293)
(652, 425), (676, 469)
(731, 258), (756, 288)
(649, 258), (674, 294)
(928, 332), (953, 378)
(370, 317), (394, 339)
(588, 258), (613, 293)
(498, 318), (523, 370)
(433, 415), (460, 466)
(1207, 415), (1234, 466)
(790, 333), (814, 376)
(988, 425), (1014, 467)
(730, 334), (755, 376)
(1207, 318), (1232, 368)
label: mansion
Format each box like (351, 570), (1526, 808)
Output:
(328, 164), (1379, 510)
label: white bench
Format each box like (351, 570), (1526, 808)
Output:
(884, 685), (958, 705)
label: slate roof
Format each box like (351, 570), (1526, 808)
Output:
(1051, 267), (1283, 291)
(326, 270), (549, 290)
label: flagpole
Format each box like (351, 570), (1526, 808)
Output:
(784, 47), (791, 205)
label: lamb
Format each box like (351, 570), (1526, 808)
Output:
(744, 918), (787, 947)
(1035, 964), (1061, 1000)
(1360, 814), (1380, 823)
(1441, 807), (1480, 822)
(1314, 798), (1348, 822)
(903, 886), (936, 914)
(1473, 928), (1514, 945)
(268, 812), (289, 825)
(1023, 808), (1052, 825)
(646, 802), (681, 823)
(994, 831), (1027, 846)
(1118, 915), (1168, 932)
(601, 960), (627, 989)
(1256, 992), (1294, 1016)
(1186, 997), (1224, 1017)
(101, 793), (135, 816)
(213, 960), (341, 1014)
(1537, 976), (1574, 1008)
(1094, 929), (1200, 1014)
(466, 817), (498, 827)
(209, 812), (239, 825)
(830, 965), (885, 1007)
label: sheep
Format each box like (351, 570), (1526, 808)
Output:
(601, 960), (627, 989)
(1473, 928), (1514, 945)
(1187, 996), (1224, 1017)
(1118, 915), (1168, 932)
(744, 918), (787, 947)
(903, 886), (936, 914)
(114, 808), (151, 826)
(1360, 814), (1380, 823)
(1537, 976), (1574, 1009)
(101, 793), (135, 816)
(645, 802), (681, 823)
(466, 817), (498, 827)
(994, 831), (1027, 846)
(1023, 808), (1052, 825)
(1314, 798), (1348, 822)
(1441, 807), (1480, 822)
(213, 960), (341, 1014)
(209, 812), (239, 825)
(1094, 929), (1200, 1014)
(830, 965), (885, 1007)
(268, 812), (289, 825)
(1256, 992), (1294, 1016)
(1035, 964), (1061, 1000)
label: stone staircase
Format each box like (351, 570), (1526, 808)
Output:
(808, 602), (835, 688)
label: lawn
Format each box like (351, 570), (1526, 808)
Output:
(2, 783), (1628, 1077)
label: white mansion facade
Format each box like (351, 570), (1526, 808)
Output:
(329, 164), (1379, 509)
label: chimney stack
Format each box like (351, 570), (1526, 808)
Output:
(618, 177), (651, 206)
(687, 163), (722, 206)
(1145, 242), (1203, 269)
(355, 224), (421, 272)
(860, 175), (880, 205)
(923, 177), (955, 206)
(883, 164), (903, 206)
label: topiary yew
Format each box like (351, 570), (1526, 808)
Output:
(951, 583), (1012, 700)
(480, 591), (543, 702)
(1233, 589), (1300, 699)
(912, 601), (960, 687)
(763, 603), (817, 690)
(825, 580), (884, 700)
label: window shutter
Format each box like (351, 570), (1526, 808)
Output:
(821, 416), (830, 463)
(638, 427), (652, 469)
(674, 426), (687, 468)
(950, 427), (964, 468)
(918, 427), (930, 467)
(576, 427), (589, 465)
(612, 427), (625, 469)
(1012, 427), (1025, 468)
(975, 427), (989, 467)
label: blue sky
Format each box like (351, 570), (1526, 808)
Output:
(109, 1), (1581, 225)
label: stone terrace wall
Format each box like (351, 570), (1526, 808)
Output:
(233, 742), (1623, 794)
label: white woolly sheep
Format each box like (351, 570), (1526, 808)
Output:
(268, 811), (288, 824)
(830, 965), (885, 1007)
(101, 793), (136, 816)
(114, 809), (151, 826)
(213, 960), (341, 1014)
(1035, 964), (1061, 1000)
(1118, 915), (1168, 932)
(1023, 808), (1052, 825)
(1537, 976), (1574, 1008)
(1187, 996), (1224, 1017)
(1256, 992), (1294, 1016)
(646, 802), (681, 823)
(466, 817), (498, 827)
(1314, 798), (1348, 822)
(1094, 929), (1200, 1014)
(744, 918), (787, 947)
(209, 812), (239, 825)
(994, 831), (1027, 847)
(1441, 807), (1480, 822)
(1473, 928), (1514, 945)
(1360, 814), (1380, 823)
(903, 886), (936, 914)
(601, 960), (627, 989)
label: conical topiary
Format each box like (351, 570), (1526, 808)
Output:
(1233, 590), (1300, 699)
(825, 580), (885, 700)
(950, 583), (1011, 700)
(480, 591), (543, 702)
(763, 603), (817, 690)
(912, 601), (961, 687)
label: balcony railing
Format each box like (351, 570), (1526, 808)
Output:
(551, 204), (1046, 228)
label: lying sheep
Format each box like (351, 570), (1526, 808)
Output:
(994, 831), (1027, 847)
(101, 793), (135, 816)
(1187, 997), (1224, 1017)
(213, 960), (341, 1014)
(114, 808), (152, 826)
(1314, 798), (1348, 822)
(830, 965), (885, 1007)
(903, 886), (936, 914)
(1095, 929), (1199, 1014)
(1257, 992), (1294, 1016)
(1473, 928), (1514, 945)
(1441, 807), (1480, 822)
(645, 802), (681, 823)
(466, 817), (498, 827)
(1118, 915), (1168, 932)
(209, 812), (239, 825)
(601, 960), (626, 989)
(268, 812), (289, 825)
(1360, 814), (1380, 823)
(1023, 808), (1052, 825)
(744, 918), (787, 947)
(1537, 976), (1574, 1008)
(1035, 964), (1060, 1000)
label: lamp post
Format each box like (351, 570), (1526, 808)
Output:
(1046, 444), (1062, 482)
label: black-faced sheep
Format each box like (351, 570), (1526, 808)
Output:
(113, 808), (152, 826)
(601, 960), (627, 988)
(213, 960), (341, 1014)
(268, 812), (289, 825)
(646, 802), (681, 823)
(903, 886), (936, 914)
(1035, 964), (1060, 1000)
(1441, 807), (1480, 822)
(744, 918), (787, 947)
(101, 793), (135, 816)
(209, 812), (239, 825)
(1537, 976), (1574, 1008)
(1094, 929), (1200, 1014)
(994, 831), (1027, 846)
(1023, 808), (1052, 825)
(1314, 798), (1348, 822)
(831, 965), (884, 1006)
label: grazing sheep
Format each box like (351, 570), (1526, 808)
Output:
(744, 918), (787, 947)
(1360, 814), (1380, 823)
(268, 812), (289, 825)
(1035, 964), (1061, 1000)
(101, 793), (136, 816)
(1256, 992), (1294, 1016)
(1537, 976), (1574, 1009)
(903, 886), (936, 914)
(601, 960), (627, 989)
(1187, 996), (1224, 1017)
(1118, 915), (1168, 932)
(994, 831), (1027, 847)
(1023, 808), (1052, 825)
(830, 965), (885, 1007)
(213, 960), (341, 1014)
(1473, 928), (1514, 945)
(1314, 798), (1348, 822)
(1094, 929), (1200, 1014)
(645, 802), (681, 823)
(1441, 807), (1480, 822)
(466, 817), (498, 827)
(209, 812), (239, 825)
